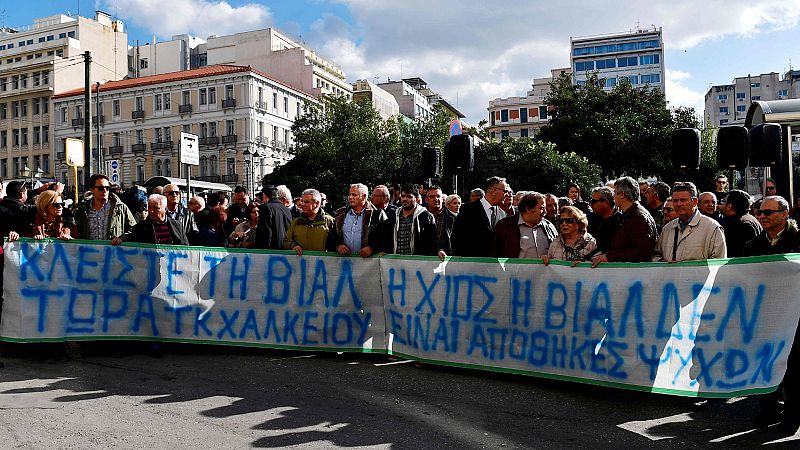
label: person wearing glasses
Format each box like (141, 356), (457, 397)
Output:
(73, 174), (136, 241)
(653, 182), (726, 262)
(743, 195), (800, 432)
(765, 177), (777, 197)
(713, 173), (729, 202)
(452, 176), (512, 257)
(543, 206), (597, 264)
(591, 176), (657, 267)
(719, 189), (761, 257)
(490, 192), (557, 259)
(163, 184), (198, 244)
(662, 198), (678, 223)
(32, 190), (76, 240)
(587, 186), (621, 256)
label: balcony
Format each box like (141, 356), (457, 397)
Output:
(71, 118), (83, 127)
(56, 151), (65, 160)
(132, 143), (146, 154)
(151, 141), (173, 151)
(199, 136), (220, 145)
(108, 145), (123, 156)
(222, 98), (236, 108)
(179, 104), (192, 114)
(222, 134), (237, 144)
(222, 174), (239, 183)
(132, 110), (145, 120)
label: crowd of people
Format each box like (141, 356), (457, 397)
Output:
(0, 171), (798, 431)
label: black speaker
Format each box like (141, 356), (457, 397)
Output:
(671, 128), (701, 170)
(421, 147), (440, 179)
(446, 134), (474, 171)
(716, 126), (749, 170)
(749, 123), (782, 167)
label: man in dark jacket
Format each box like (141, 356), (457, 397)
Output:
(743, 195), (800, 433)
(591, 176), (657, 267)
(451, 176), (511, 257)
(112, 194), (188, 245)
(255, 184), (292, 250)
(327, 183), (386, 257)
(376, 185), (440, 257)
(490, 192), (557, 258)
(425, 185), (455, 254)
(720, 189), (761, 257)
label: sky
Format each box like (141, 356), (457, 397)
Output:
(6, 0), (800, 125)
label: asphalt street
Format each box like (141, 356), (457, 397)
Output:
(0, 343), (798, 449)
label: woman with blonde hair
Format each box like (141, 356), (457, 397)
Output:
(32, 190), (76, 240)
(543, 205), (597, 264)
(445, 194), (462, 215)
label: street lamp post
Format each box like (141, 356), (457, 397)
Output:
(20, 165), (44, 188)
(242, 148), (252, 194)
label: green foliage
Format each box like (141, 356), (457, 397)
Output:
(262, 95), (451, 205)
(450, 138), (602, 196)
(537, 73), (718, 186)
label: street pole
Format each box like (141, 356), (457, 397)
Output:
(83, 51), (92, 189)
(95, 81), (101, 176)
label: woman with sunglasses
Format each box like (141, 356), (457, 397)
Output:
(543, 205), (597, 264)
(32, 190), (76, 240)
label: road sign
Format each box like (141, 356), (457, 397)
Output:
(449, 120), (462, 137)
(105, 159), (120, 184)
(180, 132), (199, 166)
(65, 138), (85, 167)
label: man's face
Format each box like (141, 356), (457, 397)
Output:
(470, 191), (481, 202)
(568, 186), (580, 201)
(371, 189), (389, 208)
(147, 199), (166, 222)
(164, 186), (180, 208)
(92, 178), (111, 203)
(348, 187), (366, 209)
(400, 191), (417, 210)
(715, 177), (728, 191)
(756, 199), (788, 233)
(426, 189), (443, 212)
(644, 187), (658, 208)
(671, 191), (698, 221)
(663, 200), (678, 222)
(545, 196), (557, 217)
(590, 191), (608, 214)
(521, 199), (545, 226)
(699, 193), (717, 216)
(302, 194), (320, 217)
(234, 192), (249, 208)
(639, 182), (649, 197)
(766, 181), (777, 196)
(486, 181), (510, 207)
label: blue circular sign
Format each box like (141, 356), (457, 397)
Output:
(449, 120), (462, 137)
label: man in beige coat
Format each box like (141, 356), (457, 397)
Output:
(653, 182), (726, 262)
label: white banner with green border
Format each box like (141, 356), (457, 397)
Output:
(3, 239), (798, 398)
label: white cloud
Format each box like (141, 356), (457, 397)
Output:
(665, 70), (705, 113)
(103, 0), (273, 39)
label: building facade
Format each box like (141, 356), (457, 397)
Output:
(52, 65), (317, 190)
(570, 27), (665, 92)
(352, 79), (400, 121)
(485, 68), (570, 140)
(128, 28), (351, 100)
(0, 12), (127, 182)
(704, 71), (800, 128)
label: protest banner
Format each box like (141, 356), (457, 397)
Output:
(2, 239), (799, 398)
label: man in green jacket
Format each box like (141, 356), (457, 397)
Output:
(73, 174), (136, 241)
(283, 188), (335, 255)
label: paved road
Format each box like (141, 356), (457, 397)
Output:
(0, 343), (798, 449)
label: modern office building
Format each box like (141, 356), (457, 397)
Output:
(0, 12), (127, 182)
(704, 70), (800, 128)
(352, 80), (400, 121)
(570, 27), (665, 92)
(485, 68), (570, 140)
(52, 65), (317, 190)
(376, 77), (464, 121)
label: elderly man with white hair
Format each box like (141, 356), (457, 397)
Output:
(327, 182), (387, 257)
(112, 194), (189, 245)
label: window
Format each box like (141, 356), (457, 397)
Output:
(20, 75), (27, 88)
(137, 165), (145, 182)
(155, 94), (162, 111)
(0, 131), (6, 148)
(12, 101), (19, 118)
(501, 130), (509, 139)
(225, 84), (234, 100)
(778, 89), (789, 97)
(208, 87), (216, 104)
(595, 59), (616, 69)
(617, 56), (638, 68)
(751, 82), (761, 88)
(136, 129), (144, 144)
(736, 92), (746, 100)
(0, 103), (5, 119)
(521, 128), (529, 138)
(752, 95), (761, 101)
(605, 77), (617, 88)
(182, 124), (191, 133)
(182, 90), (190, 105)
(0, 159), (5, 177)
(42, 154), (49, 172)
(33, 126), (41, 144)
(258, 87), (264, 106)
(209, 122), (217, 137)
(226, 120), (234, 136)
(0, 77), (5, 91)
(258, 122), (264, 140)
(575, 61), (594, 72)
(38, 37), (46, 43)
(140, 59), (148, 69)
(156, 159), (163, 176)
(155, 128), (163, 143)
(296, 101), (301, 117)
(539, 106), (549, 120)
(719, 107), (729, 114)
(164, 127), (172, 142)
(135, 96), (143, 111)
(60, 107), (67, 123)
(199, 88), (207, 105)
(641, 73), (660, 84)
(11, 75), (19, 89)
(284, 97), (288, 113)
(33, 72), (41, 86)
(227, 157), (235, 175)
(200, 123), (208, 138)
(520, 107), (528, 123)
(21, 128), (28, 145)
(41, 97), (48, 114)
(718, 94), (728, 101)
(273, 92), (278, 109)
(42, 126), (49, 144)
(500, 109), (508, 122)
(67, 31), (75, 38)
(113, 100), (120, 116)
(640, 54), (660, 65)
(736, 105), (747, 113)
(163, 93), (170, 110)
(33, 98), (40, 115)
